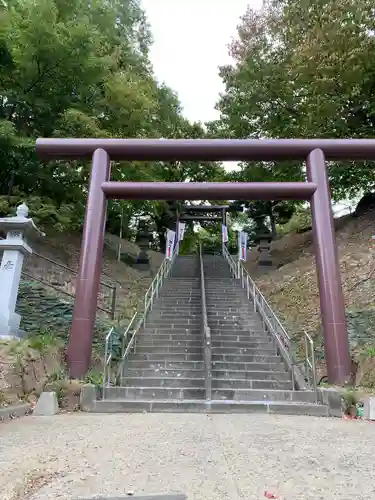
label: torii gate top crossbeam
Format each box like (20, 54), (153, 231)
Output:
(36, 138), (375, 161)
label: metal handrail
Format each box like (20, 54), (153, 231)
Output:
(20, 271), (114, 317)
(102, 311), (141, 397)
(103, 327), (114, 394)
(303, 330), (317, 399)
(1, 237), (117, 318)
(199, 243), (212, 400)
(144, 241), (179, 323)
(0, 235), (115, 289)
(222, 245), (317, 395)
(102, 241), (180, 396)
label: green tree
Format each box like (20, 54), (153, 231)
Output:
(214, 0), (375, 202)
(0, 0), (225, 244)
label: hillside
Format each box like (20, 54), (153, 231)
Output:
(0, 229), (164, 408)
(246, 212), (375, 385)
(20, 229), (164, 320)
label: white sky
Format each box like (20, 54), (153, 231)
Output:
(142, 0), (262, 124)
(140, 1), (356, 212)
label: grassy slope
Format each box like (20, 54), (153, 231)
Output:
(249, 213), (375, 334)
(244, 212), (375, 386)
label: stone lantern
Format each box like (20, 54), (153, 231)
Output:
(0, 203), (45, 339)
(253, 226), (273, 267)
(135, 220), (153, 271)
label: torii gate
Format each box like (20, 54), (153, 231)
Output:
(36, 138), (372, 384)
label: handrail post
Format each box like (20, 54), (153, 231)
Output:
(311, 337), (318, 402)
(199, 243), (212, 401)
(253, 282), (257, 312)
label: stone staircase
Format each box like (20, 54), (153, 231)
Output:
(204, 255), (319, 407)
(97, 253), (329, 415)
(99, 256), (206, 411)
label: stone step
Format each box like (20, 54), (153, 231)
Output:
(211, 389), (319, 403)
(211, 340), (274, 349)
(123, 368), (205, 378)
(207, 293), (245, 296)
(157, 296), (200, 301)
(103, 386), (206, 400)
(135, 345), (202, 354)
(207, 310), (255, 316)
(208, 319), (260, 326)
(212, 353), (282, 363)
(137, 333), (270, 343)
(133, 353), (203, 362)
(136, 333), (202, 342)
(144, 319), (200, 326)
(146, 318), (201, 325)
(154, 306), (201, 311)
(123, 377), (205, 388)
(161, 284), (200, 288)
(159, 288), (200, 292)
(209, 327), (265, 334)
(125, 360), (204, 370)
(212, 360), (284, 371)
(95, 398), (328, 416)
(210, 334), (271, 342)
(205, 295), (247, 299)
(140, 327), (200, 335)
(212, 379), (293, 390)
(154, 300), (201, 306)
(202, 286), (242, 290)
(149, 313), (201, 320)
(212, 347), (276, 355)
(212, 369), (290, 381)
(135, 339), (202, 348)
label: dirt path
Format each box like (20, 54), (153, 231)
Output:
(0, 413), (372, 500)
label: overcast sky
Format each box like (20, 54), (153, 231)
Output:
(140, 1), (357, 213)
(141, 0), (262, 124)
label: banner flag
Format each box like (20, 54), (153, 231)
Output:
(178, 222), (186, 241)
(238, 231), (248, 261)
(222, 224), (228, 243)
(165, 230), (176, 260)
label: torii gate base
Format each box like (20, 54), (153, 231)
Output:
(35, 138), (366, 385)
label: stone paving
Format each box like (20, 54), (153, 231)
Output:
(0, 413), (373, 500)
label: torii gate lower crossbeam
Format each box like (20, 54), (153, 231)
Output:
(35, 138), (361, 384)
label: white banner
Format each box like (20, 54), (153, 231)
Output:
(222, 224), (228, 243)
(238, 231), (248, 261)
(165, 229), (176, 260)
(178, 222), (186, 241)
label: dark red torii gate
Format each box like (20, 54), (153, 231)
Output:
(36, 138), (374, 385)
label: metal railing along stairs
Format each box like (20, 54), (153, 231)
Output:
(102, 241), (180, 396)
(198, 244), (212, 401)
(222, 245), (317, 399)
(0, 237), (117, 318)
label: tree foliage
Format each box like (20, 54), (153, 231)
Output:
(214, 0), (375, 232)
(0, 0), (224, 247)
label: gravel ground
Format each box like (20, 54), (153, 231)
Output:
(0, 413), (373, 500)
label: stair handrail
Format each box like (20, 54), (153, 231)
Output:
(1, 236), (117, 319)
(144, 241), (180, 321)
(199, 243), (212, 400)
(102, 242), (180, 395)
(222, 245), (316, 393)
